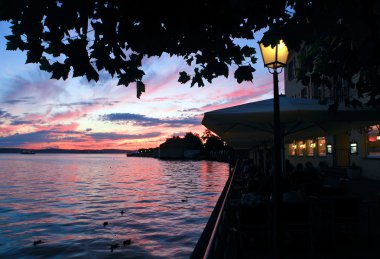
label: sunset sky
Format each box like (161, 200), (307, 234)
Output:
(0, 22), (284, 150)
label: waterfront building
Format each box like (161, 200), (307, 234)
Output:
(198, 47), (380, 259)
(202, 49), (380, 180)
(285, 50), (380, 180)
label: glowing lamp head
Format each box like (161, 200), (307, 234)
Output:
(259, 40), (289, 69)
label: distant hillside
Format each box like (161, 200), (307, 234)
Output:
(0, 148), (132, 154)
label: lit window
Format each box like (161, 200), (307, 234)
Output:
(288, 142), (296, 156)
(317, 137), (326, 156)
(350, 142), (358, 154)
(306, 139), (315, 156)
(297, 141), (305, 156)
(367, 125), (380, 158)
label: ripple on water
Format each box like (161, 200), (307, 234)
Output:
(0, 155), (228, 258)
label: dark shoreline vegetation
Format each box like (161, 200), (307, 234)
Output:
(0, 131), (232, 162)
(127, 131), (232, 162)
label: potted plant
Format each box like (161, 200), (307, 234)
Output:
(347, 162), (362, 179)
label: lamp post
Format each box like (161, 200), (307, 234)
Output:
(259, 40), (288, 259)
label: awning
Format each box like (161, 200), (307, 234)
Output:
(202, 96), (380, 149)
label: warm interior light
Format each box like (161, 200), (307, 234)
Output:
(377, 136), (380, 140)
(299, 144), (306, 149)
(259, 40), (289, 69)
(310, 143), (316, 148)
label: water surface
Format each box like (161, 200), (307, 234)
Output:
(0, 154), (228, 258)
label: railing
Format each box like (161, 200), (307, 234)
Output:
(190, 160), (240, 259)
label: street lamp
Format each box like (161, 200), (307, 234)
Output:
(259, 40), (288, 259)
(259, 40), (289, 69)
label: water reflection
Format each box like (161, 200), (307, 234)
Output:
(0, 154), (228, 258)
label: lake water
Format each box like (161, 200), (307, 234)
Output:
(0, 154), (228, 258)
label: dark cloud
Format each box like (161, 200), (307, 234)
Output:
(87, 132), (162, 141)
(167, 117), (201, 126)
(0, 109), (40, 125)
(0, 129), (161, 147)
(0, 109), (40, 126)
(0, 109), (16, 119)
(0, 130), (85, 146)
(102, 113), (161, 126)
(2, 96), (35, 105)
(4, 100), (23, 105)
(85, 128), (92, 132)
(58, 130), (82, 135)
(101, 113), (201, 127)
(10, 120), (34, 126)
(0, 131), (57, 146)
(57, 98), (120, 107)
(179, 108), (203, 113)
(0, 109), (9, 118)
(57, 101), (96, 107)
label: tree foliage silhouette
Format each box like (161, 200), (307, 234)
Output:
(201, 130), (224, 151)
(1, 0), (379, 104)
(159, 132), (202, 150)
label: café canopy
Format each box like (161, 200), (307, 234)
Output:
(202, 96), (380, 149)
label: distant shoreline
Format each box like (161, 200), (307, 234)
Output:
(0, 148), (131, 154)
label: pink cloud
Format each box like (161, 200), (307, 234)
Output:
(34, 123), (80, 132)
(49, 110), (86, 123)
(0, 50), (285, 150)
(199, 83), (273, 112)
(0, 124), (23, 136)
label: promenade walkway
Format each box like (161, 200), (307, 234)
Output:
(242, 168), (380, 258)
(193, 161), (380, 258)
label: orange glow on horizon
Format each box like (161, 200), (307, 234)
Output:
(14, 124), (207, 150)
